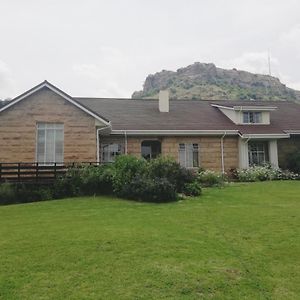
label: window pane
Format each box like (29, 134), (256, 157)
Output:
(186, 144), (193, 168)
(243, 112), (249, 123)
(141, 141), (161, 160)
(37, 130), (45, 163)
(248, 142), (268, 166)
(36, 123), (64, 164)
(192, 144), (199, 167)
(101, 143), (123, 163)
(254, 112), (262, 123)
(45, 129), (55, 163)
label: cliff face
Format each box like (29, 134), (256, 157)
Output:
(132, 62), (299, 101)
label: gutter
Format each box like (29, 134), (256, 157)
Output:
(239, 133), (290, 139)
(220, 132), (226, 174)
(96, 124), (112, 164)
(125, 131), (128, 154)
(110, 129), (239, 136)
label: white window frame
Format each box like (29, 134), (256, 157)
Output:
(178, 143), (199, 168)
(36, 123), (64, 165)
(248, 142), (268, 166)
(243, 111), (262, 124)
(101, 143), (123, 163)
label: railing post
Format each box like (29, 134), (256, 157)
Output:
(36, 162), (39, 182)
(18, 163), (20, 182)
(54, 162), (57, 179)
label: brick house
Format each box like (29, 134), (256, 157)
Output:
(0, 81), (299, 172)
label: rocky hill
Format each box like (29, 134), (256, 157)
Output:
(132, 62), (300, 101)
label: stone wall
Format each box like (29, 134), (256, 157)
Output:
(0, 87), (98, 162)
(125, 136), (238, 171)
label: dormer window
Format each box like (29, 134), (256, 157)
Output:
(243, 112), (262, 124)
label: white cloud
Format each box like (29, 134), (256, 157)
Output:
(0, 60), (15, 99)
(219, 52), (279, 76)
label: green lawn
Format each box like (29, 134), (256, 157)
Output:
(0, 181), (300, 299)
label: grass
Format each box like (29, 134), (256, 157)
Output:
(0, 181), (300, 299)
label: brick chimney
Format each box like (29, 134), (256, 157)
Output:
(159, 90), (169, 112)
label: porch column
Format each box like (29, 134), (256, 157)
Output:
(238, 138), (249, 169)
(269, 140), (279, 168)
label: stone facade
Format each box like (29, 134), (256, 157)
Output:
(0, 88), (98, 163)
(125, 136), (238, 171)
(0, 87), (239, 170)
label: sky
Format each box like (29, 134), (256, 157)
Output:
(0, 0), (300, 99)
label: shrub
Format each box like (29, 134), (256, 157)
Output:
(15, 184), (53, 203)
(112, 156), (191, 202)
(0, 183), (53, 205)
(129, 176), (177, 203)
(146, 156), (195, 192)
(197, 170), (225, 187)
(112, 155), (147, 198)
(80, 164), (114, 195)
(182, 181), (202, 196)
(236, 165), (275, 182)
(1, 156), (201, 205)
(236, 165), (299, 182)
(0, 183), (16, 205)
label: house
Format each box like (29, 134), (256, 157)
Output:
(0, 80), (299, 172)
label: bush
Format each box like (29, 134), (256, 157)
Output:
(15, 184), (53, 203)
(79, 164), (114, 195)
(129, 176), (177, 203)
(0, 183), (53, 205)
(0, 183), (16, 205)
(236, 165), (299, 182)
(1, 156), (201, 205)
(182, 181), (202, 196)
(112, 155), (147, 198)
(53, 164), (115, 198)
(197, 170), (225, 187)
(112, 155), (194, 202)
(146, 156), (195, 192)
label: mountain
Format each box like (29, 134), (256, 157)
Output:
(132, 62), (300, 102)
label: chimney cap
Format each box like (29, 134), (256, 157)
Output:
(159, 90), (169, 112)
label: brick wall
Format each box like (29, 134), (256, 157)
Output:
(0, 87), (98, 162)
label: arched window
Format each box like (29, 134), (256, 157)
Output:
(141, 140), (161, 160)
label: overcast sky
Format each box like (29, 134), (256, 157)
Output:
(0, 0), (300, 99)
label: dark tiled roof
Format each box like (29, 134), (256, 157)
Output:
(75, 98), (300, 134)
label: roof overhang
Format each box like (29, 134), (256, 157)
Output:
(0, 80), (110, 126)
(110, 129), (239, 136)
(233, 106), (277, 111)
(284, 130), (300, 135)
(239, 133), (290, 139)
(211, 104), (277, 111)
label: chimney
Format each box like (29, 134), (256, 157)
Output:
(159, 90), (169, 112)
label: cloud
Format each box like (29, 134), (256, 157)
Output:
(0, 60), (15, 99)
(279, 24), (300, 60)
(71, 46), (134, 97)
(219, 52), (279, 76)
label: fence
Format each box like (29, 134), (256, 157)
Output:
(0, 162), (98, 183)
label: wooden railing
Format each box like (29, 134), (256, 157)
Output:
(0, 162), (99, 183)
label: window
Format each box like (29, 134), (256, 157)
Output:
(248, 142), (269, 166)
(101, 143), (123, 163)
(179, 143), (199, 168)
(36, 123), (64, 164)
(243, 112), (262, 124)
(141, 140), (161, 159)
